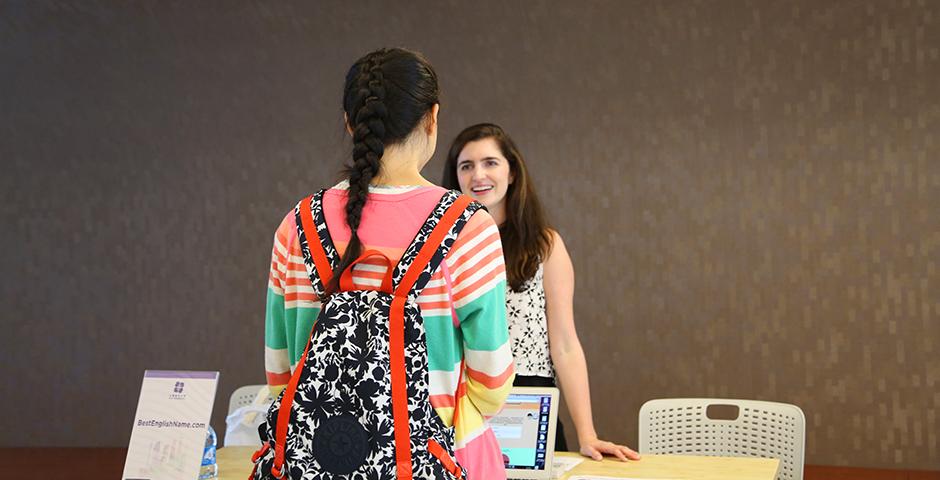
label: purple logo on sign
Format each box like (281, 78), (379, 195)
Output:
(169, 381), (187, 399)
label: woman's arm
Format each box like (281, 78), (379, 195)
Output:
(264, 210), (322, 397)
(543, 230), (640, 461)
(264, 213), (295, 397)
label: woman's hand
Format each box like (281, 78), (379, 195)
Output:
(579, 436), (641, 462)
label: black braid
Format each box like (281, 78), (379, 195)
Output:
(326, 48), (439, 295)
(326, 51), (389, 295)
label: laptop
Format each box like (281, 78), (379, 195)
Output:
(490, 386), (560, 479)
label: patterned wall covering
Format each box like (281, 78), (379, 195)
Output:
(2, 0), (937, 469)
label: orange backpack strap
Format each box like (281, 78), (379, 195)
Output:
(387, 194), (476, 479)
(394, 194), (474, 295)
(270, 192), (337, 477)
(296, 191), (335, 295)
(271, 339), (311, 478)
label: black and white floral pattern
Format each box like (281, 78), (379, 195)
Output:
(293, 190), (340, 297)
(390, 190), (479, 298)
(506, 264), (555, 378)
(254, 190), (479, 480)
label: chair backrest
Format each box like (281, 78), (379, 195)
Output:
(228, 384), (273, 415)
(639, 398), (805, 480)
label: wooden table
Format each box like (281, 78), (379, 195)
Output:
(218, 446), (780, 479)
(4, 447), (937, 479)
(551, 451), (778, 479)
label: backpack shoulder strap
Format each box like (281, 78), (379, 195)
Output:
(385, 190), (481, 479)
(294, 190), (340, 297)
(392, 190), (483, 297)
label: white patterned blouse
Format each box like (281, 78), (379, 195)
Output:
(505, 263), (555, 378)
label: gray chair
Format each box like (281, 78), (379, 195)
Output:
(225, 385), (275, 446)
(227, 384), (274, 415)
(639, 398), (805, 480)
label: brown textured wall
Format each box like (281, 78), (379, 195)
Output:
(1, 0), (938, 470)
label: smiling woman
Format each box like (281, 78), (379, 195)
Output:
(443, 124), (552, 295)
(453, 138), (514, 224)
(443, 123), (641, 462)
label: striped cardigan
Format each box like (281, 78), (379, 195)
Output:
(264, 183), (514, 479)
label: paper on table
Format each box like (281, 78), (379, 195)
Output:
(567, 477), (680, 480)
(551, 456), (585, 479)
(567, 477), (632, 480)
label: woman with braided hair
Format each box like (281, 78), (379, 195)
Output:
(443, 123), (641, 463)
(264, 49), (515, 478)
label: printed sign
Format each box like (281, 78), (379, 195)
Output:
(122, 370), (219, 480)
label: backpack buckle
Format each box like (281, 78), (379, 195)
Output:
(270, 444), (287, 478)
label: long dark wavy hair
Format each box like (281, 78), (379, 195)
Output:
(327, 48), (439, 295)
(442, 123), (552, 292)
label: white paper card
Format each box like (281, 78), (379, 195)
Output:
(551, 455), (585, 479)
(568, 477), (681, 480)
(122, 370), (219, 480)
(568, 477), (671, 480)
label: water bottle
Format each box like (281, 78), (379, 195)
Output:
(199, 425), (218, 479)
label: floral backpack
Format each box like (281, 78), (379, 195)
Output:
(251, 189), (479, 480)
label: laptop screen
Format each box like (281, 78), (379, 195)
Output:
(491, 392), (554, 471)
